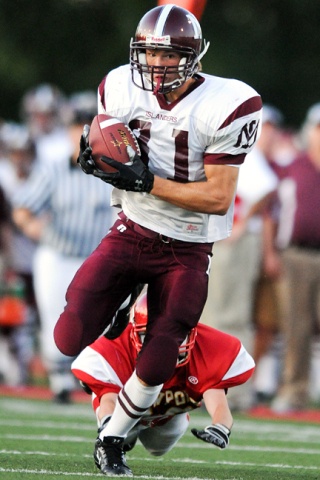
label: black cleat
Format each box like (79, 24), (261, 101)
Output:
(104, 307), (131, 340)
(79, 381), (92, 395)
(94, 435), (133, 476)
(53, 389), (72, 404)
(104, 284), (145, 340)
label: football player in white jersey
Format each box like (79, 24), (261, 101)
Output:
(54, 4), (262, 475)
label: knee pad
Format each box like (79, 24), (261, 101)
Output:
(136, 335), (179, 386)
(54, 311), (84, 356)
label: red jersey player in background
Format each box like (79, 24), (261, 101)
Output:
(72, 290), (255, 476)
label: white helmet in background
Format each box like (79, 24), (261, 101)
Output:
(20, 83), (67, 136)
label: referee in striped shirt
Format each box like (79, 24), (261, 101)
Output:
(12, 93), (118, 403)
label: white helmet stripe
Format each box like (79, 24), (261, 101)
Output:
(186, 14), (201, 39)
(154, 4), (174, 36)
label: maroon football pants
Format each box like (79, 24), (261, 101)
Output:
(54, 215), (213, 385)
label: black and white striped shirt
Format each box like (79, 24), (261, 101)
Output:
(13, 158), (117, 257)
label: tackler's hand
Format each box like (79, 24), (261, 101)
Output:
(191, 424), (231, 449)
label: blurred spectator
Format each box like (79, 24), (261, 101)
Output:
(0, 123), (39, 385)
(0, 184), (13, 383)
(20, 83), (72, 165)
(271, 103), (320, 413)
(200, 105), (279, 411)
(251, 114), (299, 401)
(12, 92), (118, 403)
(67, 90), (97, 123)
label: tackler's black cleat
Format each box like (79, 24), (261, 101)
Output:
(104, 284), (145, 340)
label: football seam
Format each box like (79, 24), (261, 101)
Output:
(124, 124), (141, 156)
(98, 118), (140, 157)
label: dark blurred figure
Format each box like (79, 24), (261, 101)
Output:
(0, 123), (39, 385)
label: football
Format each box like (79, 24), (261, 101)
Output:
(88, 114), (140, 173)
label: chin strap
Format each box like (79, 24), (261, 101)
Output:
(153, 76), (162, 95)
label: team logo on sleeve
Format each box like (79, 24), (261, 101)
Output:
(188, 376), (198, 384)
(233, 120), (259, 149)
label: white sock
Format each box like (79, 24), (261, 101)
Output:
(99, 371), (163, 439)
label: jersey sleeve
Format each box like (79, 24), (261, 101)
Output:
(71, 328), (136, 399)
(204, 90), (262, 166)
(190, 325), (255, 392)
(98, 76), (107, 113)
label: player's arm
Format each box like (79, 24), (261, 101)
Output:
(191, 388), (233, 449)
(81, 140), (239, 215)
(151, 163), (239, 215)
(77, 116), (239, 215)
(12, 207), (45, 242)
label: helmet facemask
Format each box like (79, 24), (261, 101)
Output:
(129, 5), (210, 95)
(130, 292), (197, 367)
(130, 42), (204, 95)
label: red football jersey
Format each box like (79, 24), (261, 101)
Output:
(72, 323), (254, 423)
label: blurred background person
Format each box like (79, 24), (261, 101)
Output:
(271, 103), (320, 413)
(251, 110), (299, 402)
(0, 182), (14, 384)
(12, 91), (118, 403)
(20, 83), (72, 165)
(200, 105), (280, 411)
(0, 123), (39, 386)
(157, 0), (207, 20)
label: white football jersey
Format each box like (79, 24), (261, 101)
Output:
(98, 64), (262, 242)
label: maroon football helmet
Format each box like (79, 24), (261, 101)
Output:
(130, 292), (197, 367)
(130, 4), (209, 94)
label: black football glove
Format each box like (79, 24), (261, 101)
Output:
(98, 146), (154, 193)
(191, 424), (231, 449)
(77, 125), (117, 181)
(77, 124), (96, 175)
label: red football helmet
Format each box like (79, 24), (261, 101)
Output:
(130, 4), (210, 94)
(130, 292), (197, 367)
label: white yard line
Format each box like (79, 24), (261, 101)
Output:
(1, 433), (320, 451)
(0, 468), (226, 480)
(1, 462), (319, 477)
(0, 419), (94, 430)
(1, 445), (320, 457)
(216, 460), (320, 471)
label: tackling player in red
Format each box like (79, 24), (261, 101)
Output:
(72, 291), (255, 475)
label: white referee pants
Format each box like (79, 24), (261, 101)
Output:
(33, 245), (86, 394)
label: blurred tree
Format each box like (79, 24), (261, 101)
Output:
(200, 0), (320, 126)
(0, 0), (319, 127)
(0, 0), (146, 120)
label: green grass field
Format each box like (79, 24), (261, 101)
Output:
(1, 395), (320, 480)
